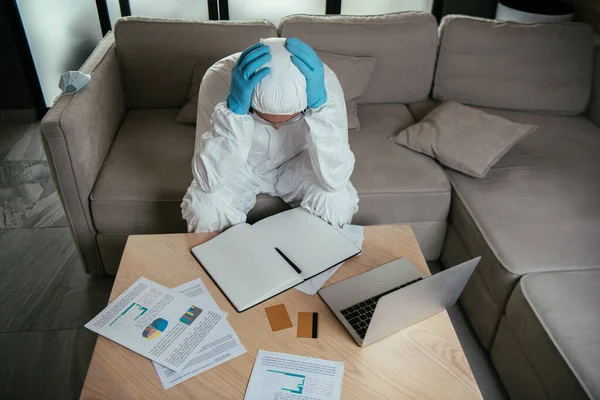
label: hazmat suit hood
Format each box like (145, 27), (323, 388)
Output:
(251, 37), (307, 115)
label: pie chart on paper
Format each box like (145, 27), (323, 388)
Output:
(142, 318), (168, 340)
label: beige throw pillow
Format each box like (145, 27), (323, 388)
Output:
(175, 60), (218, 124)
(317, 52), (375, 131)
(175, 52), (376, 130)
(389, 101), (537, 178)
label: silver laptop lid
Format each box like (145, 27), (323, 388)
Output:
(319, 258), (425, 345)
(318, 258), (426, 312)
(362, 257), (480, 346)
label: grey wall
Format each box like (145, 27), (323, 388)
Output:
(0, 1), (34, 109)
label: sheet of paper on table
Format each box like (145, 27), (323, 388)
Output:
(85, 277), (226, 371)
(295, 225), (364, 295)
(153, 279), (247, 390)
(244, 350), (344, 400)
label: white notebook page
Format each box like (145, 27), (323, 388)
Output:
(252, 208), (360, 278)
(192, 223), (301, 311)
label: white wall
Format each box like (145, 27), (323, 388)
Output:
(341, 0), (433, 15)
(229, 0), (326, 26)
(16, 0), (103, 106)
(129, 0), (209, 20)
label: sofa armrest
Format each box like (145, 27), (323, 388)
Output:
(41, 32), (126, 274)
(587, 45), (600, 127)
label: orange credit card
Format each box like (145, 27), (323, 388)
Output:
(264, 304), (293, 332)
(297, 312), (318, 339)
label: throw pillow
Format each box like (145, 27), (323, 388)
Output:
(389, 101), (537, 178)
(345, 99), (360, 131)
(317, 52), (376, 131)
(175, 52), (376, 130)
(175, 59), (227, 124)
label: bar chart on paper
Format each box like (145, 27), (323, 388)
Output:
(265, 370), (306, 394)
(244, 351), (344, 400)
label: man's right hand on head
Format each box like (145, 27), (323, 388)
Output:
(226, 43), (271, 115)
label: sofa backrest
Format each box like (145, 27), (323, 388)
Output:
(279, 12), (438, 104)
(433, 15), (595, 115)
(114, 17), (278, 109)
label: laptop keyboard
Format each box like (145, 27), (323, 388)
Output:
(340, 277), (423, 339)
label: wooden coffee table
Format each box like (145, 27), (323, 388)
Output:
(81, 225), (481, 399)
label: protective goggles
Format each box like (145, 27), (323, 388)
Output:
(250, 108), (307, 128)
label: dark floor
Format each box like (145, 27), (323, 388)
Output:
(0, 122), (505, 399)
(0, 122), (114, 400)
(0, 122), (66, 228)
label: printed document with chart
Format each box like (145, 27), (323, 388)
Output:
(152, 279), (247, 389)
(245, 350), (344, 400)
(85, 277), (226, 371)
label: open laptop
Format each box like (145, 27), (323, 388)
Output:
(319, 257), (480, 346)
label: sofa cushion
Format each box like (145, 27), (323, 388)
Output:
(494, 270), (600, 399)
(174, 60), (217, 125)
(91, 109), (194, 234)
(346, 99), (360, 131)
(91, 109), (289, 235)
(176, 51), (376, 131)
(446, 109), (600, 330)
(350, 104), (451, 226)
(318, 52), (376, 131)
(434, 16), (595, 115)
(390, 101), (536, 178)
(316, 52), (376, 103)
(279, 12), (438, 104)
(91, 105), (451, 258)
(114, 17), (278, 109)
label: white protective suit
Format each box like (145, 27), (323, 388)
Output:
(181, 38), (359, 232)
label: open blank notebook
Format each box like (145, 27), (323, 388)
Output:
(191, 208), (361, 312)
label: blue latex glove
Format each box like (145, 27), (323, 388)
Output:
(227, 43), (271, 115)
(286, 38), (327, 109)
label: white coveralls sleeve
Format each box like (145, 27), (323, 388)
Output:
(303, 67), (355, 192)
(182, 102), (260, 232)
(288, 66), (358, 227)
(192, 102), (254, 193)
(183, 53), (268, 233)
(194, 56), (237, 151)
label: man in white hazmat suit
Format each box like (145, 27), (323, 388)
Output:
(181, 37), (358, 232)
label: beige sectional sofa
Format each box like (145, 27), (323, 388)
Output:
(41, 12), (599, 399)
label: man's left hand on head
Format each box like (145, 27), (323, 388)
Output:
(286, 38), (328, 109)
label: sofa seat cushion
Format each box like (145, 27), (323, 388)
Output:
(91, 109), (290, 235)
(350, 104), (451, 225)
(495, 270), (600, 399)
(92, 105), (451, 247)
(91, 109), (194, 234)
(447, 109), (600, 310)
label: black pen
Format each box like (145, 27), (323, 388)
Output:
(275, 247), (302, 274)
